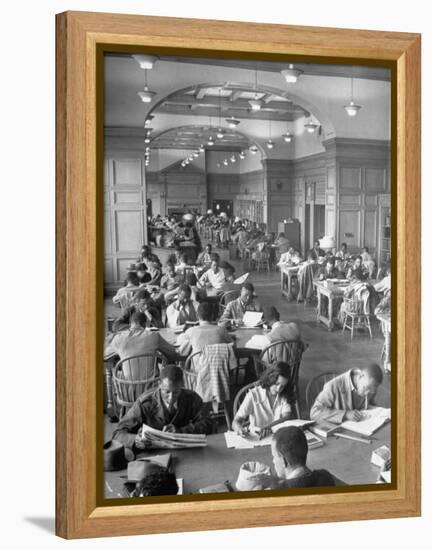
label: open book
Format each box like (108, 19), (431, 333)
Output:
(242, 311), (263, 328)
(340, 407), (391, 437)
(139, 424), (208, 449)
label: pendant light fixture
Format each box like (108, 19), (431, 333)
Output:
(216, 88), (225, 139)
(132, 54), (158, 70)
(282, 122), (293, 143)
(138, 69), (156, 103)
(266, 119), (275, 149)
(144, 115), (154, 127)
(344, 77), (362, 117)
(226, 115), (240, 129)
(249, 145), (258, 155)
(249, 69), (263, 111)
(304, 117), (319, 133)
(281, 63), (304, 84)
(239, 151), (246, 160)
(230, 154), (237, 163)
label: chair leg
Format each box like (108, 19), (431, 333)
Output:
(223, 402), (231, 430)
(366, 315), (373, 339)
(350, 315), (354, 341)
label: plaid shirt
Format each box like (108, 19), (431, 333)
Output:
(195, 343), (237, 404)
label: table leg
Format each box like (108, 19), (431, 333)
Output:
(316, 290), (322, 323)
(328, 296), (334, 331)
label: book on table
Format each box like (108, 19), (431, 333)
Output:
(304, 430), (325, 449)
(309, 421), (339, 439)
(339, 407), (391, 437)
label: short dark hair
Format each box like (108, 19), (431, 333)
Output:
(273, 426), (308, 467)
(354, 255), (362, 262)
(184, 272), (198, 286)
(178, 284), (191, 297)
(341, 242), (347, 248)
(260, 362), (291, 389)
(126, 272), (139, 286)
(362, 246), (369, 253)
(160, 365), (184, 385)
(130, 311), (147, 328)
(135, 263), (147, 272)
(263, 306), (280, 322)
(361, 363), (384, 385)
(326, 257), (336, 266)
(242, 282), (254, 293)
(197, 302), (212, 322)
(134, 288), (150, 302)
(210, 253), (220, 263)
(205, 243), (212, 250)
(180, 253), (189, 264)
(133, 468), (178, 497)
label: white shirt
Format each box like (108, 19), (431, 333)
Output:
(236, 385), (291, 431)
(199, 268), (226, 290)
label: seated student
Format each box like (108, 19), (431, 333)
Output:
(131, 467), (179, 497)
(220, 260), (236, 283)
(105, 311), (178, 366)
(166, 284), (198, 329)
(310, 239), (325, 261)
(177, 302), (233, 357)
(184, 271), (200, 304)
(135, 262), (152, 285)
(166, 245), (182, 267)
(198, 253), (226, 292)
(139, 245), (158, 268)
(346, 255), (369, 281)
(317, 256), (338, 280)
(278, 247), (302, 266)
(174, 253), (190, 274)
(112, 289), (162, 332)
(335, 242), (350, 261)
(196, 243), (213, 267)
(147, 257), (162, 286)
(310, 363), (384, 423)
(232, 362), (294, 437)
(244, 427), (335, 490)
(112, 365), (212, 451)
(374, 264), (391, 294)
(361, 246), (375, 277)
(263, 306), (301, 342)
(296, 251), (318, 302)
(334, 256), (347, 279)
(218, 282), (262, 327)
(160, 262), (183, 304)
(112, 272), (140, 306)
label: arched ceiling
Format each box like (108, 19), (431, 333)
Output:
(104, 53), (391, 159)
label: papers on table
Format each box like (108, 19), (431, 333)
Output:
(242, 311), (263, 328)
(244, 334), (271, 350)
(340, 407), (391, 437)
(224, 420), (316, 449)
(139, 424), (208, 449)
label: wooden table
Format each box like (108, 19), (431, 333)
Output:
(376, 312), (391, 373)
(280, 264), (299, 301)
(314, 280), (347, 331)
(104, 423), (390, 498)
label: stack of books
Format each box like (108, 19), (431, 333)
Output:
(304, 430), (325, 450)
(309, 421), (339, 439)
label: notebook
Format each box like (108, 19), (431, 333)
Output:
(340, 407), (391, 437)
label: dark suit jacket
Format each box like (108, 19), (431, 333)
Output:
(112, 388), (212, 450)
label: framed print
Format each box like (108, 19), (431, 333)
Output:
(56, 11), (421, 539)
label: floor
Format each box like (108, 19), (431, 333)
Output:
(104, 242), (391, 422)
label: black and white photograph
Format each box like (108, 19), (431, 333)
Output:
(102, 52), (392, 500)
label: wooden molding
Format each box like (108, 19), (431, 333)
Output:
(56, 10), (421, 539)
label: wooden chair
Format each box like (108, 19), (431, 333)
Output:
(112, 351), (167, 417)
(342, 296), (373, 340)
(305, 371), (338, 413)
(182, 351), (201, 390)
(218, 289), (240, 317)
(232, 381), (259, 417)
(258, 339), (308, 418)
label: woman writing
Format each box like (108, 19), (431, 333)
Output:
(232, 362), (294, 438)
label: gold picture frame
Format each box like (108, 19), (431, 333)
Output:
(55, 11), (421, 539)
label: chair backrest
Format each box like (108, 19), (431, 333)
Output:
(232, 381), (259, 417)
(112, 352), (167, 408)
(219, 289), (240, 307)
(343, 296), (364, 315)
(183, 351), (202, 390)
(195, 343), (235, 404)
(305, 371), (338, 412)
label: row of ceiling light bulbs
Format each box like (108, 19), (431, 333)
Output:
(133, 54), (362, 117)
